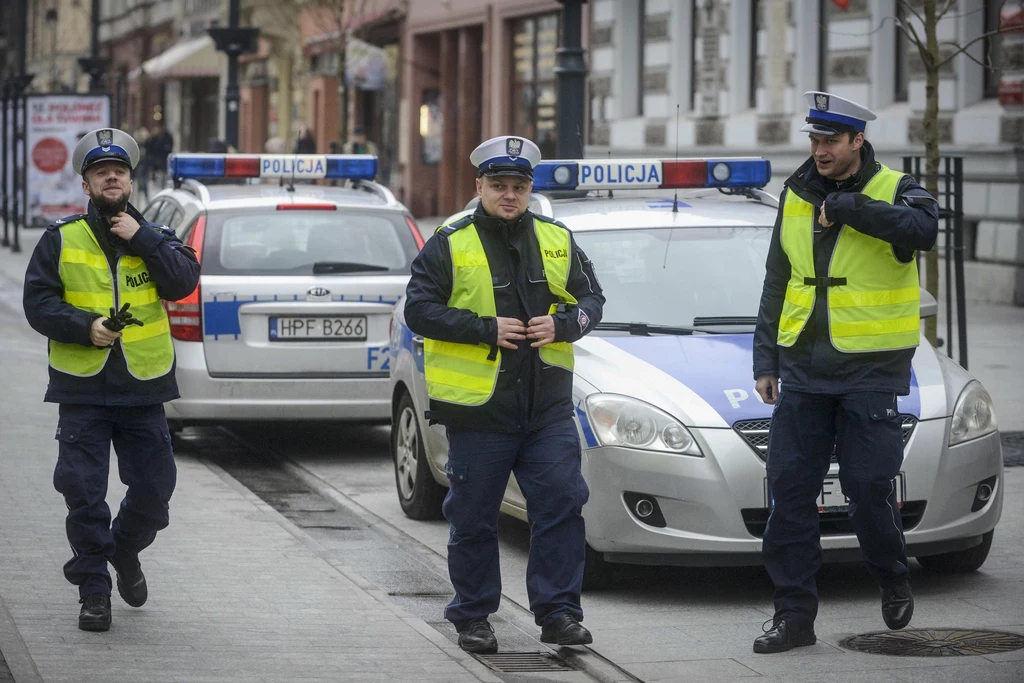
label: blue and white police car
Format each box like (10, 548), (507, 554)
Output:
(145, 154), (425, 434)
(387, 157), (1003, 586)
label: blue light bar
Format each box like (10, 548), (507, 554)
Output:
(167, 154), (378, 181)
(531, 158), (771, 192)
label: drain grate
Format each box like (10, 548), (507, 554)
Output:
(476, 652), (575, 673)
(844, 629), (1024, 656)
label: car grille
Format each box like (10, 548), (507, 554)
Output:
(741, 501), (927, 537)
(733, 415), (918, 462)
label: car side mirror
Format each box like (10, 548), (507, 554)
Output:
(920, 287), (937, 319)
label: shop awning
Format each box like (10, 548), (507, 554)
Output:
(131, 36), (221, 81)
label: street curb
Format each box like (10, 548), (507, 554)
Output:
(197, 455), (503, 683)
(0, 591), (43, 683)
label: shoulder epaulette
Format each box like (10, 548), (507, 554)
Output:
(437, 215), (475, 236)
(532, 213), (569, 231)
(48, 214), (87, 230)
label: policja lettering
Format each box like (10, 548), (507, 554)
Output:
(580, 162), (660, 186)
(261, 157), (325, 176)
(125, 271), (152, 288)
(543, 249), (568, 259)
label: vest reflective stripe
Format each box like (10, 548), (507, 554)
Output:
(423, 217), (576, 406)
(778, 164), (921, 352)
(50, 218), (175, 379)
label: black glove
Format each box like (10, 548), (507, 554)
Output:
(102, 302), (145, 331)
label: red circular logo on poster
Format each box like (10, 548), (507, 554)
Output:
(32, 138), (69, 174)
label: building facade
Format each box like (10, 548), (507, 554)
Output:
(24, 0), (92, 94)
(588, 0), (1024, 305)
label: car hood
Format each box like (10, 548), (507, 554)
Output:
(575, 334), (943, 428)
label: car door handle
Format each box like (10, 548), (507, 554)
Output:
(412, 335), (424, 347)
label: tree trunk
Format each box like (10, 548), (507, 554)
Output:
(921, 0), (940, 346)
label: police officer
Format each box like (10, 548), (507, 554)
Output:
(405, 135), (604, 653)
(751, 93), (938, 653)
(23, 128), (201, 632)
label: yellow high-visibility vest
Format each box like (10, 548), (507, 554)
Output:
(424, 215), (576, 406)
(50, 218), (174, 379)
(777, 164), (920, 352)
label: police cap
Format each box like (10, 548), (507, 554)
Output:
(72, 128), (141, 176)
(470, 135), (541, 180)
(800, 91), (877, 136)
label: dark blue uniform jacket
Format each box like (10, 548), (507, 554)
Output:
(753, 141), (939, 395)
(23, 201), (201, 406)
(405, 205), (605, 433)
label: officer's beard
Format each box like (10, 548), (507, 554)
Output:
(91, 189), (130, 217)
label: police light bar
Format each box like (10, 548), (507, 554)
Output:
(167, 153), (378, 181)
(531, 158), (771, 192)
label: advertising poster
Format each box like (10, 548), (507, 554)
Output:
(25, 95), (110, 226)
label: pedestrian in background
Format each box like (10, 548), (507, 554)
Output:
(751, 91), (938, 654)
(294, 126), (317, 154)
(134, 126), (150, 201)
(22, 128), (201, 632)
(404, 135), (605, 653)
(146, 124), (174, 193)
(342, 124), (378, 156)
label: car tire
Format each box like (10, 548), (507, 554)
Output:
(916, 530), (994, 573)
(582, 543), (612, 591)
(392, 391), (446, 520)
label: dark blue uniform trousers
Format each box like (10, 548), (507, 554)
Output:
(762, 390), (910, 625)
(54, 403), (177, 598)
(442, 417), (590, 628)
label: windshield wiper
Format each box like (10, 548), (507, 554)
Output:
(313, 261), (390, 274)
(595, 322), (704, 336)
(692, 316), (758, 327)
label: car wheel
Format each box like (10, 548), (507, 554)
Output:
(582, 543), (612, 591)
(916, 530), (994, 573)
(392, 391), (446, 520)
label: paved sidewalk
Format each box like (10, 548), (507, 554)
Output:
(0, 228), (493, 682)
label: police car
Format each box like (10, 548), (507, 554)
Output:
(387, 157), (1003, 586)
(146, 154), (424, 434)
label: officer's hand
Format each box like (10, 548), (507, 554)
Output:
(109, 212), (141, 242)
(526, 315), (556, 348)
(90, 317), (122, 347)
(755, 375), (780, 405)
(818, 204), (834, 229)
(496, 317), (528, 350)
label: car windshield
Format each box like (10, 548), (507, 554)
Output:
(200, 209), (420, 276)
(573, 226), (772, 329)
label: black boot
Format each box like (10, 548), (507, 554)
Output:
(753, 617), (816, 654)
(457, 618), (498, 654)
(110, 553), (148, 607)
(78, 595), (111, 632)
(540, 614), (593, 646)
(881, 582), (914, 630)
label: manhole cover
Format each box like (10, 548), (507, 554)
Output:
(476, 652), (575, 673)
(844, 629), (1024, 656)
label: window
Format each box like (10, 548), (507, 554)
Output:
(511, 14), (560, 160)
(895, 2), (909, 102)
(983, 0), (1004, 100)
(142, 200), (165, 223)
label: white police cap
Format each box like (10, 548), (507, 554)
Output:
(800, 91), (877, 136)
(469, 135), (541, 180)
(72, 127), (140, 176)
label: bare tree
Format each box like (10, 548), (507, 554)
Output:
(894, 0), (1008, 344)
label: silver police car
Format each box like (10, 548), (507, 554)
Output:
(146, 154), (424, 434)
(387, 157), (1003, 587)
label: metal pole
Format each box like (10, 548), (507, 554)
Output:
(225, 0), (241, 150)
(2, 79), (10, 248)
(89, 0), (102, 92)
(943, 156), (953, 360)
(953, 157), (968, 369)
(555, 0), (588, 159)
(11, 86), (22, 253)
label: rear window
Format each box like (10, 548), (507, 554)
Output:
(199, 209), (419, 275)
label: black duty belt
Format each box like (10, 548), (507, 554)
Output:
(804, 277), (847, 287)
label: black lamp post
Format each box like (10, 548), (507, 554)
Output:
(2, 78), (11, 248)
(209, 0), (260, 151)
(555, 0), (588, 159)
(9, 72), (33, 253)
(77, 0), (109, 93)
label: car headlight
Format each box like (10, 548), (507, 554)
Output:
(585, 393), (703, 456)
(949, 381), (998, 446)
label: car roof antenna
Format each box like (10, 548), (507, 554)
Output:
(673, 103), (680, 214)
(607, 150), (613, 199)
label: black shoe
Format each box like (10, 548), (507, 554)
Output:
(540, 613), (593, 646)
(78, 595), (111, 632)
(457, 618), (498, 654)
(110, 553), (147, 608)
(881, 583), (914, 630)
(753, 617), (816, 654)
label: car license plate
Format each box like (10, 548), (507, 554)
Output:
(269, 316), (367, 341)
(765, 474), (905, 513)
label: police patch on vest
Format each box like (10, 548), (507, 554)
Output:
(578, 308), (590, 332)
(544, 248), (568, 259)
(126, 272), (152, 288)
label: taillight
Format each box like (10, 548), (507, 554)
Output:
(405, 216), (425, 250)
(165, 215), (205, 342)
